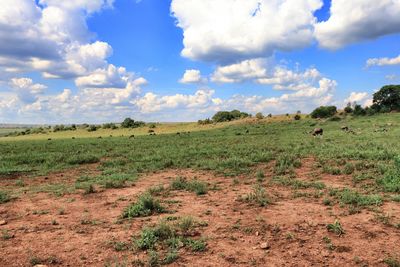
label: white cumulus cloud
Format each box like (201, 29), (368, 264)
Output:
(10, 77), (47, 103)
(315, 0), (400, 49)
(179, 69), (206, 84)
(366, 54), (400, 67)
(171, 0), (322, 63)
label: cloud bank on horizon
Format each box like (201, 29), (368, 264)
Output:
(0, 0), (399, 123)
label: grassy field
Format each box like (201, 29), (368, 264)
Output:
(1, 113), (399, 182)
(1, 113), (400, 266)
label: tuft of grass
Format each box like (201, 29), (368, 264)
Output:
(113, 241), (130, 252)
(134, 218), (207, 264)
(148, 250), (160, 267)
(256, 170), (265, 182)
(163, 250), (179, 264)
(187, 238), (207, 252)
(242, 184), (270, 207)
(122, 193), (165, 218)
(147, 184), (166, 196)
(337, 189), (382, 207)
(378, 171), (400, 193)
(170, 177), (208, 195)
(0, 191), (11, 204)
(392, 195), (400, 202)
(343, 163), (355, 175)
(84, 184), (96, 194)
(274, 154), (302, 175)
(1, 230), (13, 240)
(327, 220), (345, 236)
(15, 179), (25, 187)
(177, 216), (195, 235)
(384, 256), (400, 267)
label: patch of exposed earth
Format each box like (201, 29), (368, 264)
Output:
(1, 165), (399, 267)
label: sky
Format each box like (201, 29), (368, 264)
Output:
(0, 0), (399, 124)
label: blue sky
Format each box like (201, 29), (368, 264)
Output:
(0, 0), (399, 123)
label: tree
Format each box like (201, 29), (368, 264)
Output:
(211, 110), (251, 122)
(344, 102), (353, 114)
(212, 111), (234, 122)
(353, 104), (366, 116)
(121, 118), (135, 128)
(372, 85), (400, 112)
(255, 112), (264, 120)
(121, 118), (145, 128)
(310, 106), (337, 118)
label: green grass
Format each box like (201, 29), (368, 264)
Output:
(0, 191), (11, 204)
(170, 177), (208, 195)
(122, 193), (166, 218)
(242, 184), (270, 207)
(331, 188), (383, 207)
(384, 256), (400, 267)
(1, 113), (400, 198)
(134, 217), (207, 265)
(327, 220), (345, 236)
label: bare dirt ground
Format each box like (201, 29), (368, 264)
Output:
(1, 162), (400, 267)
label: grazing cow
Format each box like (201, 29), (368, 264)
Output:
(312, 128), (323, 136)
(47, 138), (52, 141)
(129, 135), (135, 139)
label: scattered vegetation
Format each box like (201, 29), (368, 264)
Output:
(134, 217), (207, 265)
(170, 177), (208, 195)
(122, 193), (166, 218)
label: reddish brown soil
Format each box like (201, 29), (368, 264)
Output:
(1, 163), (399, 267)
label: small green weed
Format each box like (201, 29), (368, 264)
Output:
(327, 220), (345, 236)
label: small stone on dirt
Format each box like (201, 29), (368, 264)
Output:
(0, 220), (7, 226)
(260, 242), (270, 249)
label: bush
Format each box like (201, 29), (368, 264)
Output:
(198, 118), (212, 125)
(311, 106), (337, 118)
(121, 118), (145, 128)
(212, 110), (251, 123)
(87, 125), (99, 132)
(294, 114), (301, 120)
(344, 102), (353, 114)
(255, 112), (264, 120)
(102, 123), (117, 129)
(353, 104), (366, 116)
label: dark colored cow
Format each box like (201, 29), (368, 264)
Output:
(312, 128), (323, 136)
